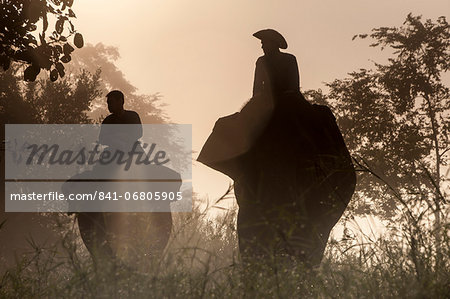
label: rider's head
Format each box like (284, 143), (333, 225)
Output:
(261, 39), (280, 55)
(106, 90), (125, 114)
(253, 29), (287, 55)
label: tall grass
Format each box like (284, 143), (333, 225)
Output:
(0, 195), (448, 299)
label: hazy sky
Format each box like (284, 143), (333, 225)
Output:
(73, 0), (449, 200)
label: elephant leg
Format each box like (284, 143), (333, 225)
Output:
(286, 223), (329, 268)
(147, 212), (172, 256)
(77, 212), (115, 265)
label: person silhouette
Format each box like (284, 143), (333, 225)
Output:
(252, 29), (300, 97)
(67, 90), (175, 266)
(198, 29), (356, 267)
(74, 90), (143, 265)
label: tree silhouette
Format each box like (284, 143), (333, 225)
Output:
(308, 14), (449, 230)
(0, 0), (83, 82)
(69, 43), (168, 124)
(0, 64), (100, 124)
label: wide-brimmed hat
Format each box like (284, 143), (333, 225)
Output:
(253, 29), (288, 49)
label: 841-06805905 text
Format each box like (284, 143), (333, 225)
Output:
(9, 191), (184, 201)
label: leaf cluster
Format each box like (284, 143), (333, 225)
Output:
(0, 64), (101, 124)
(315, 14), (450, 219)
(0, 0), (84, 82)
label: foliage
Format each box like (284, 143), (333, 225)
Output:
(0, 0), (84, 82)
(307, 15), (449, 224)
(0, 201), (448, 298)
(1, 43), (169, 125)
(69, 43), (169, 124)
(0, 64), (40, 124)
(0, 64), (101, 124)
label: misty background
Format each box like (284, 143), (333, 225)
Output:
(70, 0), (449, 201)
